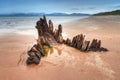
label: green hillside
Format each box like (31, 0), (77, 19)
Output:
(93, 10), (120, 16)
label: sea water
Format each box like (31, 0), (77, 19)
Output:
(0, 16), (88, 38)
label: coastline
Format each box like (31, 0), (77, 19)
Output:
(0, 16), (120, 80)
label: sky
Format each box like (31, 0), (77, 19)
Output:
(0, 0), (120, 14)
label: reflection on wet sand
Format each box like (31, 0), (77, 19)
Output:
(54, 44), (64, 55)
(17, 44), (63, 67)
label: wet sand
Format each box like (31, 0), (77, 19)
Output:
(0, 16), (120, 80)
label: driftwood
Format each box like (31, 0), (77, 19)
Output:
(81, 41), (90, 51)
(64, 34), (108, 52)
(26, 44), (44, 65)
(26, 16), (64, 65)
(26, 16), (108, 65)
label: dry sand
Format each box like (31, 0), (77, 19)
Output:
(0, 16), (120, 80)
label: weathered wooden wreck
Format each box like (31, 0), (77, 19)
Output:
(26, 16), (108, 65)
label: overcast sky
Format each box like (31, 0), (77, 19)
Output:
(0, 0), (120, 14)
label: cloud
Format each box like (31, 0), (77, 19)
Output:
(110, 4), (120, 9)
(88, 7), (96, 9)
(71, 7), (96, 11)
(114, 5), (120, 8)
(71, 8), (79, 11)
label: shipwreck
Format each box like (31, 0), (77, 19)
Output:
(26, 16), (108, 65)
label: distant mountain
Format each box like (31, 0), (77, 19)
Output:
(46, 13), (90, 16)
(0, 13), (90, 17)
(69, 13), (90, 16)
(93, 10), (120, 16)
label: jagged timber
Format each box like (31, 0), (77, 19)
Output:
(26, 16), (108, 65)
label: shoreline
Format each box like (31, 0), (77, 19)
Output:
(0, 16), (120, 80)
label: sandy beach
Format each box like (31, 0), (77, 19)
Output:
(0, 16), (120, 80)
